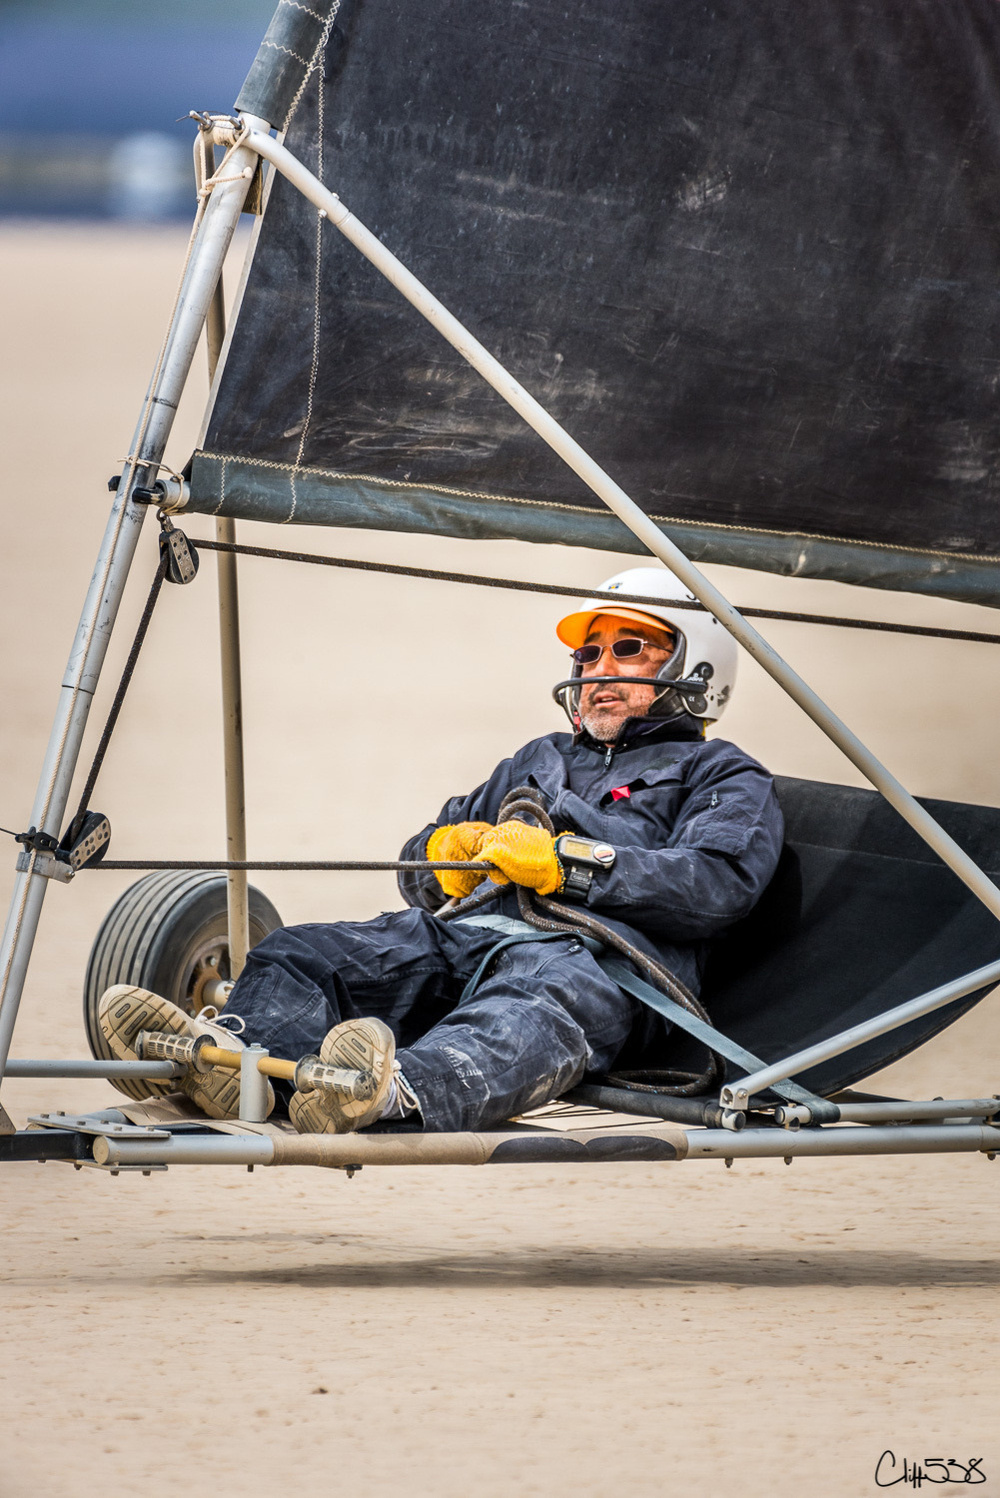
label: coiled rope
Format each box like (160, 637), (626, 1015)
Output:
(437, 786), (722, 1097)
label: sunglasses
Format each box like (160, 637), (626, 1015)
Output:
(572, 636), (674, 665)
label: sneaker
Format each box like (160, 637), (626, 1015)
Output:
(97, 985), (274, 1120)
(288, 1017), (396, 1135)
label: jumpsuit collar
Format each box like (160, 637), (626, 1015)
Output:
(573, 715), (706, 757)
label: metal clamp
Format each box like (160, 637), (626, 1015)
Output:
(240, 1044), (270, 1123)
(14, 849), (74, 883)
(719, 1084), (749, 1131)
(773, 1104), (813, 1129)
(130, 476), (190, 512)
(17, 812), (112, 879)
(14, 828), (74, 883)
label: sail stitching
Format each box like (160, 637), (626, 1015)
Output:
(281, 1), (329, 20)
(281, 0), (341, 132)
(209, 455), (227, 517)
(286, 3), (340, 520)
(260, 40), (310, 67)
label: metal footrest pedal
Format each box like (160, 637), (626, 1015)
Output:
(28, 1110), (171, 1139)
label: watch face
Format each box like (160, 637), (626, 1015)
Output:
(559, 836), (595, 860)
(558, 836), (616, 866)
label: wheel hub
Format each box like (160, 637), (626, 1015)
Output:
(185, 942), (232, 1014)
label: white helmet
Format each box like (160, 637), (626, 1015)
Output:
(554, 566), (738, 723)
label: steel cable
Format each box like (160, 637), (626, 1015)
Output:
(31, 526), (994, 868)
(192, 537), (1000, 648)
(91, 858), (495, 871)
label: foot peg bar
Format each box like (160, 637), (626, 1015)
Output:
(293, 1054), (377, 1101)
(137, 1030), (221, 1074)
(136, 1030), (375, 1100)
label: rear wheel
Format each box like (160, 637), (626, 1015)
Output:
(83, 871), (282, 1098)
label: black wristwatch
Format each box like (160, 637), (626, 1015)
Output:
(554, 834), (617, 900)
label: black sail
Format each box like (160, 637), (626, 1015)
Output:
(191, 0), (1000, 605)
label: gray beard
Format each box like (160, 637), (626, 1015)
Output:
(580, 707), (630, 743)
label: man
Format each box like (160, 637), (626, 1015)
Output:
(99, 567), (784, 1134)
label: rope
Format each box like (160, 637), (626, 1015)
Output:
(438, 786), (722, 1097)
(191, 538), (1000, 648)
(197, 167), (254, 200)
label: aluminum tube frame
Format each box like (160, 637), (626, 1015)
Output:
(189, 140), (249, 979)
(831, 1097), (999, 1124)
(215, 515), (250, 978)
(0, 119), (267, 1097)
(5, 1059), (184, 1080)
(207, 292), (251, 978)
(721, 955), (1000, 1105)
(244, 128), (1000, 927)
(94, 1132), (276, 1168)
(90, 1120), (1000, 1169)
(685, 1122), (1000, 1160)
(212, 521), (248, 976)
(196, 125), (251, 980)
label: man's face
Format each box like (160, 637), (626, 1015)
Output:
(578, 615), (679, 743)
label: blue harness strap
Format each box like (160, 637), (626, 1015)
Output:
(456, 915), (834, 1117)
(598, 955), (834, 1114)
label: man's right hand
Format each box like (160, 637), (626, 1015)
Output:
(426, 822), (494, 899)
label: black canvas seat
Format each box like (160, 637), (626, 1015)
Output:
(664, 778), (1000, 1097)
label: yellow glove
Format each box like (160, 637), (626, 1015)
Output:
(426, 822), (494, 899)
(478, 822), (564, 896)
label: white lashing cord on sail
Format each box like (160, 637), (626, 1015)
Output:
(242, 124), (1000, 924)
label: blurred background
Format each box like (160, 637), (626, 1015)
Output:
(0, 0), (274, 220)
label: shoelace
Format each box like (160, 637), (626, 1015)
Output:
(392, 1064), (421, 1117)
(198, 1006), (246, 1035)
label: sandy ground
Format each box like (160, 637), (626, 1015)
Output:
(1, 223), (999, 1497)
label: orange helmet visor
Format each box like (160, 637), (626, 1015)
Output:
(555, 606), (677, 651)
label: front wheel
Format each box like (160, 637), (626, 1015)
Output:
(83, 871), (282, 1098)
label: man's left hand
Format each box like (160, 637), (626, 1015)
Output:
(478, 822), (563, 896)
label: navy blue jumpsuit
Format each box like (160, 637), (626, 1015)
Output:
(226, 717), (784, 1130)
